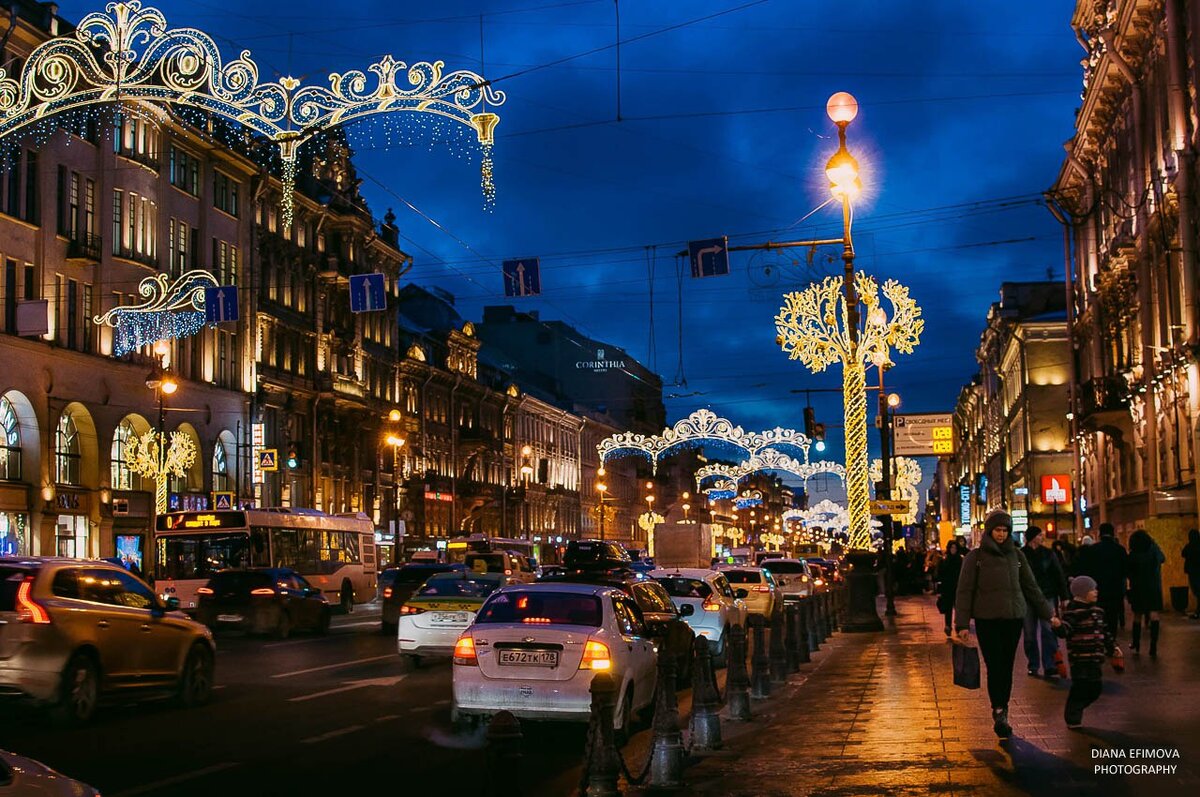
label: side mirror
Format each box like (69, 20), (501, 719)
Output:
(735, 588), (749, 599)
(680, 603), (695, 617)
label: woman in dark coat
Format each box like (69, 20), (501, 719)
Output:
(1183, 529), (1200, 619)
(936, 540), (964, 636)
(1127, 529), (1165, 656)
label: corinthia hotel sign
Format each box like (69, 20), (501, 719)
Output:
(576, 349), (627, 373)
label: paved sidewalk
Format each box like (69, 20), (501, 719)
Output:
(680, 596), (1200, 797)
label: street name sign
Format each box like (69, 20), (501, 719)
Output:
(871, 499), (910, 516)
(893, 413), (954, 456)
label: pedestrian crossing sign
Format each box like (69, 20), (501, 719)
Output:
(212, 491), (235, 510)
(258, 449), (278, 472)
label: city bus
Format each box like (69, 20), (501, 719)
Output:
(153, 508), (377, 613)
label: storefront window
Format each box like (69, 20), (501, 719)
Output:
(110, 419), (140, 490)
(0, 397), (20, 481)
(0, 512), (29, 556)
(55, 413), (81, 486)
(56, 514), (89, 557)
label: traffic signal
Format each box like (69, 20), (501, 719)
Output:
(286, 447), (299, 469)
(804, 406), (816, 438)
(813, 423), (826, 452)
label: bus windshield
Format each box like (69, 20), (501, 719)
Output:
(156, 533), (259, 580)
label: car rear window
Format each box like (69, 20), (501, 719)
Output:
(466, 554), (507, 574)
(653, 577), (713, 599)
(762, 561), (807, 574)
(476, 591), (603, 627)
(720, 570), (762, 584)
(418, 575), (503, 599)
(395, 565), (456, 584)
(0, 566), (33, 611)
(207, 571), (273, 591)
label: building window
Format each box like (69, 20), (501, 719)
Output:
(55, 413), (81, 486)
(169, 146), (200, 196)
(213, 437), (231, 492)
(0, 397), (21, 480)
(110, 419), (139, 491)
(111, 189), (122, 256)
(213, 171), (239, 216)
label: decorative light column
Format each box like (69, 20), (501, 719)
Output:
(130, 369), (195, 516)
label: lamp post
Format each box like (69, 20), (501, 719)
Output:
(139, 364), (186, 517)
(775, 92), (924, 632)
(596, 466), (608, 540)
(520, 445), (533, 540)
(386, 409), (406, 564)
(644, 481), (655, 554)
(878, 389), (900, 617)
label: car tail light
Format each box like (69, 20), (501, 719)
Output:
(382, 587), (393, 599)
(814, 578), (825, 586)
(580, 640), (612, 671)
(453, 635), (477, 665)
(801, 576), (809, 583)
(16, 577), (51, 624)
(250, 587), (276, 596)
(753, 585), (771, 593)
(400, 605), (426, 615)
(505, 569), (513, 576)
(196, 587), (214, 596)
(702, 598), (721, 612)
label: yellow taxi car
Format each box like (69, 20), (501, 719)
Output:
(396, 571), (508, 668)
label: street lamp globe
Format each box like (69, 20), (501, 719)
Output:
(826, 146), (861, 200)
(388, 409), (402, 422)
(826, 91), (859, 125)
(887, 392), (901, 408)
(597, 481), (607, 493)
(160, 376), (179, 395)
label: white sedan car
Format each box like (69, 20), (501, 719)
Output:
(0, 750), (100, 796)
(759, 558), (815, 603)
(396, 572), (508, 666)
(649, 568), (749, 665)
(451, 583), (658, 738)
(715, 564), (779, 618)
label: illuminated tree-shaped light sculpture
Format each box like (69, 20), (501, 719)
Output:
(638, 511), (665, 557)
(776, 273), (922, 549)
(870, 456), (924, 526)
(126, 430), (197, 515)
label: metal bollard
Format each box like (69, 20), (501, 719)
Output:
(581, 672), (622, 797)
(486, 711), (523, 797)
(806, 597), (821, 653)
(689, 636), (723, 751)
(823, 592), (835, 638)
(817, 592), (829, 642)
(782, 603), (799, 671)
(794, 600), (811, 664)
(749, 615), (771, 699)
(647, 653), (686, 788)
(768, 608), (788, 684)
(829, 587), (840, 632)
(725, 624), (752, 721)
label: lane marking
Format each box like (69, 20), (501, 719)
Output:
(263, 636), (343, 649)
(270, 654), (396, 679)
(336, 620), (384, 629)
(288, 675), (406, 702)
(301, 725), (365, 744)
(374, 714), (401, 722)
(111, 762), (239, 797)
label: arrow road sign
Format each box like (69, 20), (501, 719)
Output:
(688, 237), (729, 278)
(349, 273), (387, 313)
(503, 258), (541, 296)
(204, 285), (239, 324)
(871, 499), (910, 516)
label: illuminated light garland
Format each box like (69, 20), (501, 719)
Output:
(93, 269), (219, 355)
(694, 451), (845, 491)
(125, 429), (197, 514)
(870, 456), (923, 525)
(597, 408), (809, 474)
(0, 2), (506, 220)
(734, 490), (763, 510)
(703, 478), (738, 501)
(776, 273), (922, 550)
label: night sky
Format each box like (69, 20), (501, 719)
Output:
(57, 0), (1081, 503)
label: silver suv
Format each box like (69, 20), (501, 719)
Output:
(0, 557), (216, 723)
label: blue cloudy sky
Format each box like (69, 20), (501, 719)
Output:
(58, 0), (1081, 499)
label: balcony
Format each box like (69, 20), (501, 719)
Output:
(65, 234), (102, 264)
(1078, 375), (1132, 437)
(332, 372), (364, 398)
(116, 147), (160, 171)
(113, 245), (157, 269)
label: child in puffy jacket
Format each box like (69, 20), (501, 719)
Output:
(1055, 575), (1116, 728)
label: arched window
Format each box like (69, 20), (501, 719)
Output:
(212, 438), (231, 492)
(55, 413), (81, 486)
(110, 420), (140, 491)
(0, 397), (20, 481)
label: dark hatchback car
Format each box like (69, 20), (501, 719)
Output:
(539, 568), (696, 687)
(379, 563), (465, 631)
(196, 568), (330, 639)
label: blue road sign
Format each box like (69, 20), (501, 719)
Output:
(502, 258), (541, 297)
(204, 285), (239, 324)
(349, 273), (387, 313)
(688, 237), (729, 278)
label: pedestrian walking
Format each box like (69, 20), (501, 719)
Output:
(1126, 529), (1165, 657)
(1072, 522), (1128, 639)
(1022, 526), (1069, 679)
(955, 510), (1059, 739)
(936, 540), (964, 635)
(1183, 528), (1200, 619)
(1056, 575), (1115, 729)
(1051, 538), (1075, 573)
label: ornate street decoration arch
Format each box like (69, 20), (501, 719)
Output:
(734, 489), (763, 510)
(0, 2), (505, 224)
(598, 408), (809, 474)
(92, 269), (217, 356)
(694, 449), (845, 491)
(870, 456), (923, 525)
(702, 477), (738, 501)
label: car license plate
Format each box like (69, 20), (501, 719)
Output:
(216, 614), (243, 622)
(431, 612), (469, 625)
(498, 649), (558, 667)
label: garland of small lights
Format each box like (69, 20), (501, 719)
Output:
(776, 273), (922, 550)
(0, 2), (505, 225)
(125, 429), (197, 515)
(597, 408), (810, 474)
(734, 490), (763, 510)
(92, 269), (218, 356)
(870, 456), (923, 525)
(694, 451), (846, 491)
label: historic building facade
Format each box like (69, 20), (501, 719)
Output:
(1051, 0), (1200, 574)
(946, 284), (1073, 543)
